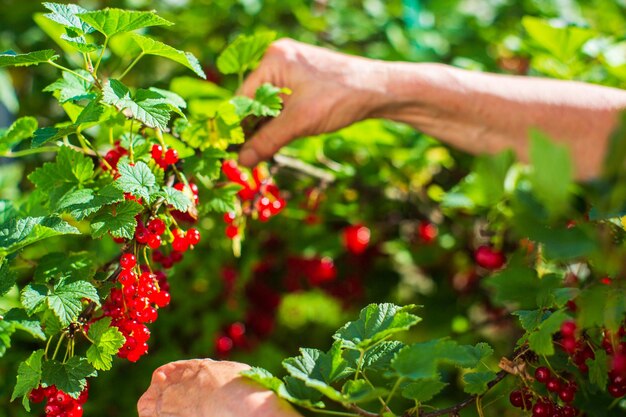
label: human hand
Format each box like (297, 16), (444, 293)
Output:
(237, 38), (390, 166)
(137, 359), (303, 417)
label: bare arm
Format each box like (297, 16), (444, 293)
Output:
(238, 39), (626, 180)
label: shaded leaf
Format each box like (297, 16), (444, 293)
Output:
(0, 50), (59, 68)
(41, 356), (97, 398)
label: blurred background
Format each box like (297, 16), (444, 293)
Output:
(1, 0), (625, 416)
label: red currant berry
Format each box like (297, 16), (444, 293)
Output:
(135, 227), (150, 245)
(172, 236), (189, 252)
(562, 337), (577, 354)
(153, 291), (171, 308)
(67, 404), (83, 417)
(147, 218), (166, 236)
(562, 405), (577, 417)
(343, 224), (371, 255)
(120, 253), (136, 269)
(418, 221), (438, 243)
(28, 387), (45, 403)
(147, 234), (162, 249)
(532, 401), (551, 417)
(215, 335), (233, 355)
(226, 225), (238, 239)
(164, 148), (179, 165)
(559, 386), (576, 403)
(546, 377), (561, 392)
(509, 390), (524, 408)
(186, 228), (201, 245)
(474, 245), (506, 269)
(561, 321), (577, 337)
(118, 269), (137, 286)
(151, 144), (163, 160)
(535, 367), (551, 383)
(608, 383), (626, 398)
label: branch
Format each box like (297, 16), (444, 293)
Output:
(272, 154), (336, 183)
(410, 370), (508, 417)
(345, 404), (379, 417)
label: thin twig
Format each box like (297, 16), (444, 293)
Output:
(411, 370), (508, 417)
(272, 154), (335, 183)
(345, 404), (379, 417)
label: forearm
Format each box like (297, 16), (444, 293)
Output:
(372, 62), (626, 179)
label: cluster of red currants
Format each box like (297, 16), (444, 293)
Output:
(100, 253), (170, 362)
(221, 160), (286, 239)
(509, 375), (579, 417)
(558, 321), (595, 373)
(150, 144), (179, 169)
(601, 326), (626, 397)
(28, 385), (88, 417)
(101, 141), (127, 172)
(151, 227), (201, 268)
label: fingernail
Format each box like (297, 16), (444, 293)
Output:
(238, 147), (258, 167)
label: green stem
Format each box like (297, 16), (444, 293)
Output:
(94, 36), (108, 75)
(238, 70), (244, 87)
(44, 335), (55, 359)
(76, 131), (92, 154)
(118, 53), (145, 81)
(385, 377), (403, 408)
(128, 120), (135, 162)
(46, 60), (93, 83)
(354, 349), (365, 381)
(1, 147), (58, 158)
(305, 408), (360, 417)
(52, 334), (65, 361)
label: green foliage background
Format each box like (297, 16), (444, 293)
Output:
(1, 1), (626, 417)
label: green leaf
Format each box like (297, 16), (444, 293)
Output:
(43, 70), (95, 103)
(28, 146), (95, 206)
(162, 186), (192, 212)
(47, 279), (100, 326)
(512, 310), (550, 332)
(90, 200), (142, 239)
(345, 341), (405, 373)
(41, 356), (97, 398)
(86, 317), (125, 370)
(20, 284), (49, 315)
(341, 379), (388, 403)
(483, 265), (561, 309)
(0, 257), (16, 296)
(529, 131), (573, 217)
(577, 285), (626, 332)
(522, 17), (595, 63)
(0, 50), (59, 68)
(4, 309), (46, 340)
(282, 347), (345, 401)
(463, 371), (497, 395)
(131, 34), (205, 79)
(102, 79), (172, 129)
(391, 340), (492, 380)
(43, 3), (94, 34)
(60, 33), (100, 53)
(401, 378), (448, 402)
(0, 321), (15, 359)
(203, 183), (241, 213)
(528, 310), (569, 355)
(333, 303), (421, 349)
(279, 376), (325, 408)
(241, 367), (283, 392)
(217, 32), (275, 75)
(588, 349), (608, 391)
(0, 216), (80, 257)
(115, 162), (157, 203)
(231, 83), (287, 118)
(0, 116), (38, 153)
(76, 9), (173, 37)
(185, 148), (228, 181)
(35, 252), (94, 283)
(11, 350), (45, 409)
(31, 125), (77, 148)
(75, 100), (108, 124)
(56, 184), (125, 220)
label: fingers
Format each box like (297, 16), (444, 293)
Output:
(238, 105), (299, 167)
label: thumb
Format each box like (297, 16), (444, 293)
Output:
(238, 106), (298, 167)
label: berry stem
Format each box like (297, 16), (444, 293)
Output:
(52, 333), (66, 361)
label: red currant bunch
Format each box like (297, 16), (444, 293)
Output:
(28, 384), (88, 417)
(151, 144), (179, 169)
(101, 141), (128, 172)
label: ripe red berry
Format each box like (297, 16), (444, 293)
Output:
(147, 234), (161, 249)
(509, 390), (524, 408)
(151, 144), (163, 160)
(215, 335), (234, 355)
(223, 212), (235, 223)
(561, 337), (577, 354)
(153, 291), (171, 308)
(559, 386), (576, 403)
(608, 383), (626, 398)
(186, 228), (201, 245)
(147, 218), (166, 236)
(67, 404), (84, 417)
(118, 269), (137, 286)
(534, 367), (550, 383)
(226, 225), (238, 239)
(120, 253), (136, 269)
(343, 224), (371, 255)
(172, 236), (189, 252)
(474, 245), (506, 269)
(164, 148), (179, 165)
(561, 321), (577, 337)
(28, 387), (45, 403)
(532, 402), (550, 417)
(418, 221), (438, 243)
(561, 405), (577, 417)
(546, 377), (561, 392)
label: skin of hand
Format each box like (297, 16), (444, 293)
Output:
(137, 359), (303, 417)
(239, 38), (626, 179)
(238, 38), (390, 167)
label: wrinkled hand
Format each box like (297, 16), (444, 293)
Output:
(137, 359), (302, 417)
(238, 38), (389, 166)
